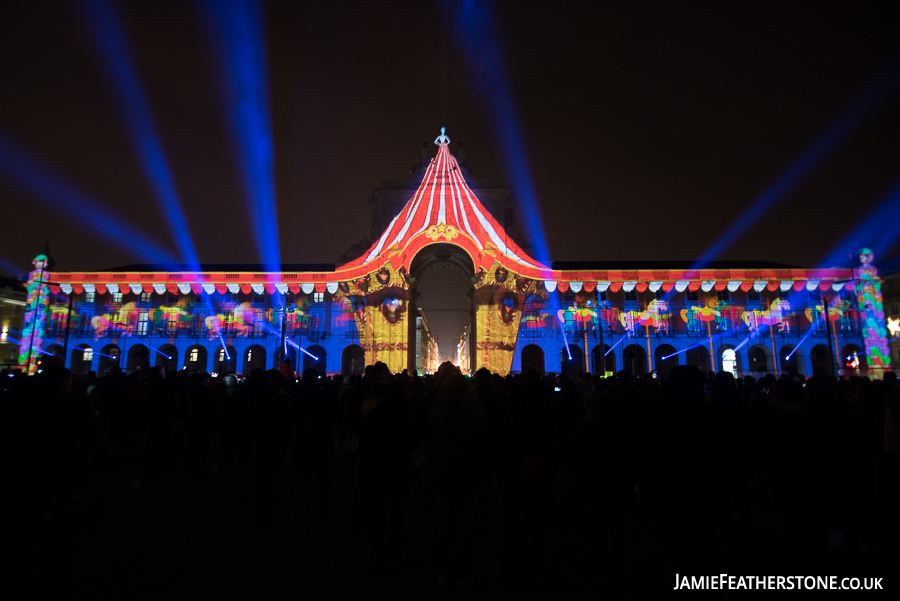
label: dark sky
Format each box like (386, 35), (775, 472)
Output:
(2, 1), (899, 350)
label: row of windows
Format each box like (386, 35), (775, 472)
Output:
(80, 290), (326, 306)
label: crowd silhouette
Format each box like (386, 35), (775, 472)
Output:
(4, 360), (899, 598)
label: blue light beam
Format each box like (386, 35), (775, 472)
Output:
(200, 0), (281, 272)
(79, 0), (200, 267)
(448, 0), (550, 265)
(0, 130), (174, 262)
(819, 178), (900, 267)
(697, 54), (900, 266)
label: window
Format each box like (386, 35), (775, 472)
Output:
(111, 291), (123, 303)
(79, 313), (93, 334)
(218, 348), (226, 361)
(246, 348), (253, 362)
(84, 291), (95, 303)
(892, 304), (899, 316)
(189, 348), (199, 362)
(747, 289), (760, 302)
(686, 289), (699, 302)
(136, 312), (149, 335)
(167, 293), (178, 304)
(82, 348), (93, 362)
(687, 311), (705, 335)
(313, 292), (325, 304)
(253, 293), (266, 304)
(8, 347), (17, 361)
(717, 289), (730, 303)
(13, 304), (23, 317)
(599, 292), (607, 303)
(722, 349), (737, 377)
(140, 292), (151, 303)
(167, 312), (179, 333)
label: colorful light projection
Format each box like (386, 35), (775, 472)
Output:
(474, 264), (535, 374)
(621, 299), (671, 331)
(855, 248), (891, 377)
(18, 255), (52, 374)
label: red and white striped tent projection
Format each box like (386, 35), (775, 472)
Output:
(337, 134), (549, 279)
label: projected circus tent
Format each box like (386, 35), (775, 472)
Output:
(28, 130), (891, 378)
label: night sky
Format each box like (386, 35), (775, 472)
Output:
(2, 1), (899, 352)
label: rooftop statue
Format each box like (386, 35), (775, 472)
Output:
(434, 127), (450, 146)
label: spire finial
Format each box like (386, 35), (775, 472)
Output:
(434, 127), (450, 146)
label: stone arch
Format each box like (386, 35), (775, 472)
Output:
(810, 344), (833, 377)
(654, 343), (678, 376)
(304, 345), (327, 374)
(213, 345), (237, 374)
(521, 344), (545, 376)
(686, 345), (711, 374)
(183, 344), (208, 374)
(98, 344), (121, 377)
(156, 344), (178, 374)
(779, 344), (801, 377)
(126, 343), (150, 372)
(622, 344), (647, 376)
(748, 344), (771, 374)
(243, 344), (266, 375)
(591, 344), (615, 375)
(71, 343), (93, 375)
(560, 345), (583, 380)
(342, 344), (365, 375)
(717, 343), (743, 377)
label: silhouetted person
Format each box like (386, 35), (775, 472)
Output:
(294, 367), (336, 522)
(363, 378), (417, 564)
(430, 372), (486, 590)
(253, 370), (291, 526)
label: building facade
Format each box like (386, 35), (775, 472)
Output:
(0, 275), (26, 370)
(17, 133), (894, 379)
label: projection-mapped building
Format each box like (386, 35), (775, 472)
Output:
(19, 132), (893, 379)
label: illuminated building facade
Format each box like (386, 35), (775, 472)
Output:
(0, 275), (27, 370)
(22, 133), (893, 379)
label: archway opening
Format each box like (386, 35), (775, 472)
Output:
(718, 344), (742, 378)
(156, 344), (178, 375)
(127, 344), (150, 372)
(71, 344), (93, 375)
(304, 345), (327, 374)
(98, 344), (121, 377)
(560, 345), (583, 380)
(409, 243), (475, 374)
(243, 344), (266, 375)
(184, 344), (208, 375)
(521, 344), (545, 376)
(748, 344), (770, 374)
(779, 344), (799, 377)
(591, 344), (615, 376)
(686, 345), (711, 374)
(342, 344), (365, 376)
(810, 344), (833, 377)
(654, 344), (678, 377)
(214, 345), (237, 374)
(622, 344), (647, 376)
